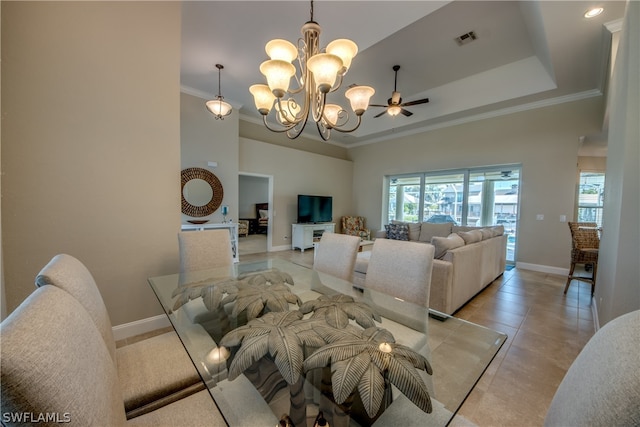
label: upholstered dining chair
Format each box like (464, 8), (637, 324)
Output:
(544, 309), (640, 426)
(313, 232), (361, 281)
(565, 222), (600, 296)
(178, 229), (233, 272)
(1, 285), (226, 427)
(35, 254), (205, 419)
(365, 238), (435, 308)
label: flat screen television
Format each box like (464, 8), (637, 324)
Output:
(297, 195), (333, 224)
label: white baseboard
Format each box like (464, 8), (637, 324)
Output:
(112, 314), (171, 341)
(515, 262), (569, 276)
(271, 244), (294, 252)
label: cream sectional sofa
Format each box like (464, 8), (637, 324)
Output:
(352, 222), (507, 315)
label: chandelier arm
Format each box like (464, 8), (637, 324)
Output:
(327, 73), (345, 94)
(261, 115), (298, 134)
(316, 121), (331, 141)
(330, 115), (363, 133)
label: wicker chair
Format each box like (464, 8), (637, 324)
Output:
(565, 222), (599, 296)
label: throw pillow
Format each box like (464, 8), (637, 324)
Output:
(419, 222), (453, 242)
(385, 223), (409, 241)
(457, 229), (483, 244)
(393, 220), (421, 241)
(431, 233), (465, 259)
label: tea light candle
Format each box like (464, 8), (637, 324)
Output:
(378, 342), (393, 353)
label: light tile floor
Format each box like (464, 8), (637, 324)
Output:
(127, 249), (596, 426)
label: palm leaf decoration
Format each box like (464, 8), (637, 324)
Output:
(220, 311), (325, 384)
(171, 278), (238, 312)
(299, 294), (381, 328)
(303, 325), (433, 417)
(234, 282), (301, 320)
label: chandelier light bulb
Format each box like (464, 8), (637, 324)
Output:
(323, 104), (342, 127)
(249, 84), (275, 115)
(260, 59), (296, 98)
(275, 100), (301, 124)
(345, 85), (375, 116)
(265, 39), (298, 62)
(307, 53), (343, 93)
(326, 39), (358, 72)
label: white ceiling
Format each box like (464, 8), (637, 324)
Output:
(180, 1), (626, 151)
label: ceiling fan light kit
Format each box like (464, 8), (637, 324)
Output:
(370, 64), (430, 118)
(249, 0), (375, 141)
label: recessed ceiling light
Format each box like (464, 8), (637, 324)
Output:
(584, 7), (604, 18)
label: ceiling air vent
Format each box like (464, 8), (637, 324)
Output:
(455, 31), (477, 46)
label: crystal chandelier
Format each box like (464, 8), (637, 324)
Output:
(206, 64), (232, 119)
(249, 1), (375, 141)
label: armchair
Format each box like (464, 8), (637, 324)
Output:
(341, 216), (371, 241)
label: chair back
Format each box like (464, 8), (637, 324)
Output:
(178, 229), (233, 272)
(544, 310), (640, 426)
(568, 222), (600, 250)
(365, 239), (435, 307)
(341, 216), (371, 240)
(1, 286), (127, 425)
(313, 232), (361, 281)
(35, 253), (117, 362)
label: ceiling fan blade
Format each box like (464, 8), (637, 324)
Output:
(401, 98), (430, 107)
(374, 110), (387, 118)
(368, 104), (389, 108)
(400, 108), (413, 117)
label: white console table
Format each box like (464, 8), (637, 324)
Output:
(181, 222), (239, 262)
(291, 223), (335, 252)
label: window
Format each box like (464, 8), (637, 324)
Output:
(577, 171), (605, 227)
(385, 165), (521, 262)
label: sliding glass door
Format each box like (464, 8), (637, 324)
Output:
(386, 165), (520, 262)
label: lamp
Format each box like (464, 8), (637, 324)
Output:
(250, 1), (375, 141)
(206, 64), (233, 119)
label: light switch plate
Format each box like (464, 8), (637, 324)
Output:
(536, 214), (544, 220)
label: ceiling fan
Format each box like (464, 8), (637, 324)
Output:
(370, 65), (430, 118)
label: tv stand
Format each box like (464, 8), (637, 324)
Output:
(292, 223), (335, 252)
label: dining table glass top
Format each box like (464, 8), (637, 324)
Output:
(148, 258), (506, 427)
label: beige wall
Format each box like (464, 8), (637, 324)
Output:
(181, 92), (239, 223)
(348, 97), (604, 270)
(1, 2), (181, 324)
(239, 138), (353, 249)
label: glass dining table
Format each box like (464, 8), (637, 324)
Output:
(149, 258), (506, 427)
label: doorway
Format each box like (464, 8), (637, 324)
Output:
(238, 173), (272, 255)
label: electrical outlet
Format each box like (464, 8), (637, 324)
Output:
(560, 215), (567, 222)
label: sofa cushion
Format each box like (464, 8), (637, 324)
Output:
(491, 225), (505, 236)
(431, 233), (465, 259)
(480, 228), (494, 240)
(393, 221), (421, 241)
(385, 223), (409, 240)
(418, 222), (453, 243)
(457, 229), (483, 244)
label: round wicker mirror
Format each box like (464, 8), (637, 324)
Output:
(181, 167), (223, 217)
